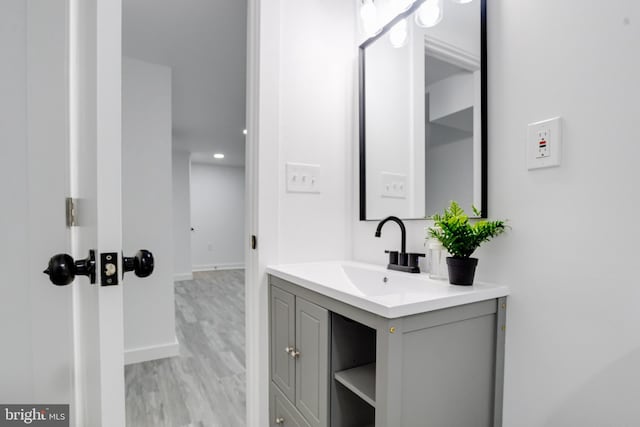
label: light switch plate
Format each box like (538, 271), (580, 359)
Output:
(527, 117), (562, 170)
(381, 172), (407, 199)
(286, 162), (320, 193)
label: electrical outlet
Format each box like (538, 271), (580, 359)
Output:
(527, 117), (562, 170)
(536, 129), (550, 158)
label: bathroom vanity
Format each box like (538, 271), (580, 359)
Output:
(267, 261), (509, 427)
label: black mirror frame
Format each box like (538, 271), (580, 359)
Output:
(359, 0), (488, 220)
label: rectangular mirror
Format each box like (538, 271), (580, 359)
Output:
(359, 0), (487, 220)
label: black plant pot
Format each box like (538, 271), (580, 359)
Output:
(446, 257), (478, 286)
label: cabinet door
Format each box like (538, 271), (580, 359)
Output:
(271, 286), (296, 402)
(295, 297), (329, 427)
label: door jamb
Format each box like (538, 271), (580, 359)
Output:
(245, 0), (281, 425)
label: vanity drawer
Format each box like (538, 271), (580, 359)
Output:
(271, 382), (311, 427)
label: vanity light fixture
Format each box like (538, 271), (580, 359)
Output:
(389, 18), (409, 48)
(415, 0), (443, 28)
(360, 0), (379, 37)
(213, 153), (225, 159)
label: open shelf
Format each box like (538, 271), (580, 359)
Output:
(334, 363), (376, 408)
(331, 313), (376, 426)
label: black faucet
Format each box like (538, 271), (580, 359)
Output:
(375, 216), (424, 273)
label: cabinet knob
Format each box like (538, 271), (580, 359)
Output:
(275, 417), (285, 424)
(285, 346), (300, 359)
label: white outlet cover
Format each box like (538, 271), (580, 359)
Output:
(527, 117), (562, 170)
(286, 162), (321, 193)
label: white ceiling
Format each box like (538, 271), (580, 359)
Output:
(123, 0), (247, 166)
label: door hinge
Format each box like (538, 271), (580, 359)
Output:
(66, 197), (77, 227)
(251, 235), (257, 250)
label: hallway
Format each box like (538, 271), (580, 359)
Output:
(125, 270), (245, 427)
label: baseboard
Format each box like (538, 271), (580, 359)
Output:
(124, 339), (180, 365)
(192, 262), (245, 272)
(174, 272), (194, 282)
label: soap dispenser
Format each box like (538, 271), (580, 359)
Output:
(428, 239), (449, 280)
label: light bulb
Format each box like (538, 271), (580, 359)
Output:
(415, 0), (443, 28)
(360, 0), (378, 37)
(389, 19), (408, 48)
(450, 0), (473, 3)
(213, 153), (224, 159)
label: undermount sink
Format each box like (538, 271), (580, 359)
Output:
(266, 261), (509, 318)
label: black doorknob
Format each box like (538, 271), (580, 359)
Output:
(123, 249), (154, 278)
(43, 250), (96, 286)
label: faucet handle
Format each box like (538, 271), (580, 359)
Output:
(384, 250), (399, 265)
(408, 253), (426, 268)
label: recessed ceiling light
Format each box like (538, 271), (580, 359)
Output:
(213, 153), (225, 159)
(243, 129), (248, 135)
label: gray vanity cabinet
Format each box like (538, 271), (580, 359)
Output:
(270, 286), (330, 427)
(269, 274), (507, 427)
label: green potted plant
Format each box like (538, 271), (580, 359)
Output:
(428, 201), (507, 286)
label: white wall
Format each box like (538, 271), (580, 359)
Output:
(277, 0), (355, 262)
(172, 150), (192, 280)
(482, 2), (640, 424)
(352, 0), (640, 425)
(122, 57), (178, 364)
(246, 1), (356, 420)
(190, 163), (245, 270)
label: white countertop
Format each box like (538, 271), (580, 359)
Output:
(266, 261), (509, 319)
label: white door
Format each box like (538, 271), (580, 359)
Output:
(0, 1), (126, 426)
(0, 0), (74, 409)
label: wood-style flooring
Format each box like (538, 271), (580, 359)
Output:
(125, 270), (245, 427)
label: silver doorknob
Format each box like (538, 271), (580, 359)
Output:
(275, 417), (285, 424)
